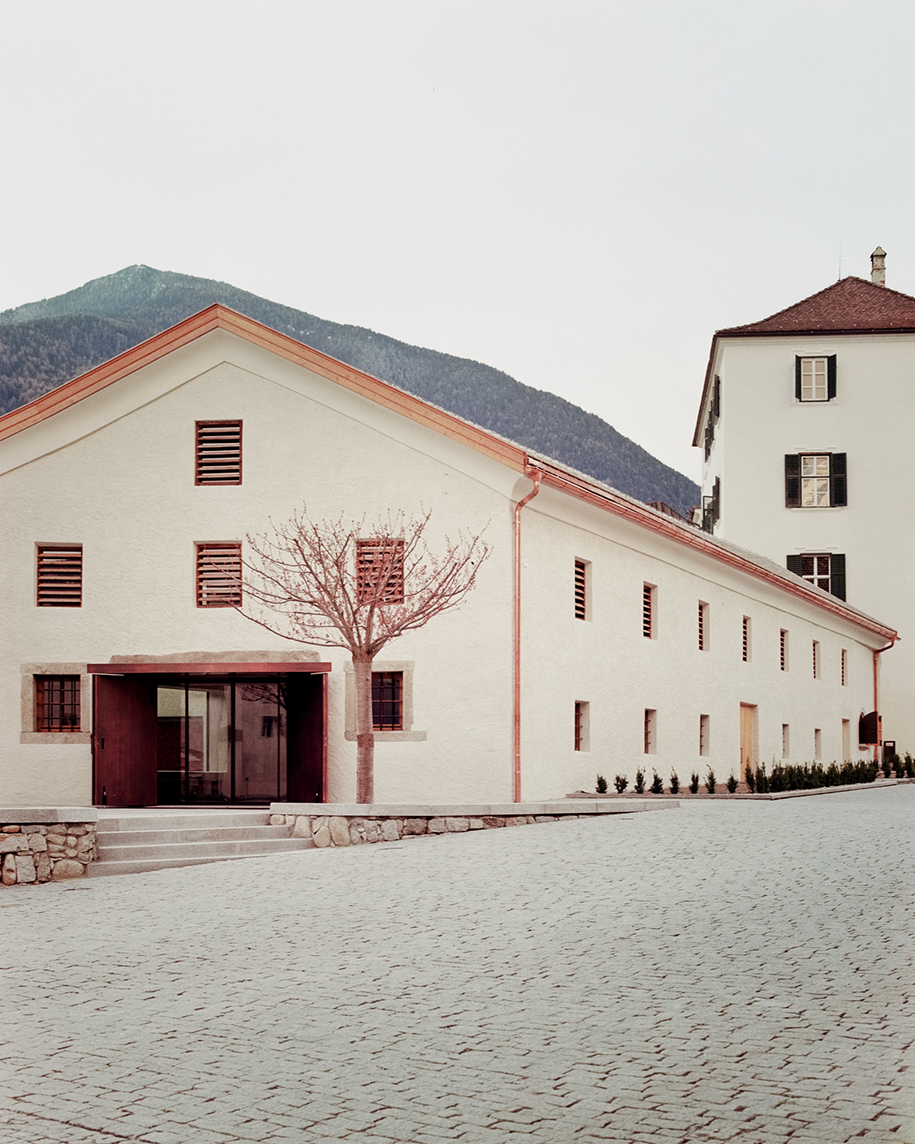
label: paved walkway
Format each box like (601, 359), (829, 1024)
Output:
(2, 786), (913, 1143)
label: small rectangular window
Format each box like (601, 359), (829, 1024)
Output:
(699, 714), (710, 756)
(785, 454), (847, 508)
(196, 543), (242, 607)
(196, 421), (242, 484)
(574, 701), (590, 752)
(372, 671), (403, 731)
(812, 640), (820, 679)
(644, 708), (657, 754)
(841, 648), (847, 687)
(786, 553), (846, 601)
(574, 560), (588, 620)
(35, 676), (81, 732)
(742, 617), (751, 663)
(814, 728), (822, 760)
(796, 355), (836, 402)
(643, 584), (655, 639)
(357, 538), (405, 604)
(698, 602), (709, 651)
(780, 629), (788, 671)
(782, 724), (790, 759)
(37, 545), (83, 607)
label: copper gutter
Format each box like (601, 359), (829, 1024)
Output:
(513, 465), (543, 802)
(873, 636), (899, 759)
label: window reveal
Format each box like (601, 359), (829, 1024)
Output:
(742, 617), (751, 662)
(795, 355), (836, 402)
(698, 602), (708, 651)
(196, 543), (242, 607)
(372, 671), (403, 731)
(357, 539), (405, 604)
(642, 584), (654, 638)
(780, 629), (788, 671)
(574, 560), (587, 620)
(35, 676), (80, 732)
(37, 545), (83, 607)
(195, 421), (242, 485)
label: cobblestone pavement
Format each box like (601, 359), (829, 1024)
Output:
(2, 786), (913, 1144)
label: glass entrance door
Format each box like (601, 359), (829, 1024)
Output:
(156, 679), (287, 804)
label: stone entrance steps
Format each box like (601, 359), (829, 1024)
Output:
(89, 809), (313, 877)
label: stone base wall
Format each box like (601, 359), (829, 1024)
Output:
(0, 823), (98, 886)
(271, 812), (589, 848)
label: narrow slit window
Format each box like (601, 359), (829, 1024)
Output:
(699, 714), (710, 756)
(35, 676), (81, 731)
(196, 421), (242, 484)
(643, 584), (655, 639)
(841, 648), (847, 686)
(782, 724), (790, 759)
(37, 545), (83, 607)
(644, 708), (656, 754)
(812, 640), (820, 679)
(196, 543), (242, 607)
(372, 671), (403, 731)
(357, 539), (405, 604)
(574, 560), (587, 620)
(780, 629), (788, 671)
(742, 616), (751, 662)
(814, 728), (822, 760)
(698, 602), (709, 651)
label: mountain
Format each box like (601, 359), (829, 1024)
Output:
(0, 266), (700, 516)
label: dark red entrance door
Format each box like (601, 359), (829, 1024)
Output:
(93, 676), (158, 807)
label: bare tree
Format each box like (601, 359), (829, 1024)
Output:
(236, 508), (489, 803)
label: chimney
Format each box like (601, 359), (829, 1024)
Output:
(871, 246), (886, 286)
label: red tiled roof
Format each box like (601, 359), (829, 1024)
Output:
(718, 275), (915, 335)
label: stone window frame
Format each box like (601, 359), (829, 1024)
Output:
(21, 663), (92, 744)
(344, 660), (426, 742)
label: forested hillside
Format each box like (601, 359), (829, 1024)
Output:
(0, 265), (700, 515)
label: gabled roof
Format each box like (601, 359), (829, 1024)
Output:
(0, 302), (897, 642)
(718, 275), (915, 336)
(693, 276), (915, 445)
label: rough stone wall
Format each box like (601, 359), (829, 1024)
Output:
(271, 812), (587, 847)
(0, 823), (98, 885)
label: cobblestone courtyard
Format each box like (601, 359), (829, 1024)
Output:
(2, 786), (913, 1143)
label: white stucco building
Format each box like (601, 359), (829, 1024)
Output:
(694, 249), (912, 753)
(1, 306), (894, 808)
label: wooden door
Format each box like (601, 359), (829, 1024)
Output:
(285, 674), (326, 803)
(740, 703), (756, 781)
(93, 676), (158, 806)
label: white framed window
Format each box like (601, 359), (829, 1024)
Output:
(787, 553), (846, 601)
(801, 455), (831, 507)
(699, 714), (710, 757)
(644, 708), (657, 754)
(782, 724), (790, 759)
(785, 454), (847, 508)
(800, 358), (827, 401)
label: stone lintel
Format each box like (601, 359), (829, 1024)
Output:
(0, 808), (100, 824)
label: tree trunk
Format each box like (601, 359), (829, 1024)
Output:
(353, 651), (374, 804)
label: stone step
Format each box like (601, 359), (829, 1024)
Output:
(87, 849), (310, 878)
(98, 824), (294, 847)
(97, 836), (312, 862)
(97, 810), (273, 832)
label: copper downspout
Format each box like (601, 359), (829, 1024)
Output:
(513, 466), (542, 802)
(873, 636), (898, 760)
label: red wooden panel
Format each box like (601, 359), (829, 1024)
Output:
(93, 676), (158, 807)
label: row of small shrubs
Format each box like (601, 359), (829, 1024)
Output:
(596, 754), (913, 796)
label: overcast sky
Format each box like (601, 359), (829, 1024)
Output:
(1, 0), (912, 480)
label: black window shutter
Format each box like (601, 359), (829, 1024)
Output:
(831, 553), (846, 600)
(795, 358), (802, 400)
(830, 453), (847, 506)
(827, 355), (837, 400)
(785, 454), (800, 507)
(786, 554), (803, 576)
(713, 375), (721, 420)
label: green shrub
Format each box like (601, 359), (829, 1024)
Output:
(906, 753), (914, 779)
(669, 770), (680, 794)
(689, 772), (700, 794)
(882, 754), (892, 779)
(745, 765), (756, 794)
(614, 774), (629, 794)
(596, 774), (608, 794)
(634, 767), (645, 794)
(705, 768), (716, 794)
(755, 763), (769, 794)
(893, 755), (905, 779)
(650, 770), (664, 794)
(725, 773), (738, 793)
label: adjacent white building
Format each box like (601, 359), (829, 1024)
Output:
(694, 249), (912, 752)
(1, 305), (894, 808)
